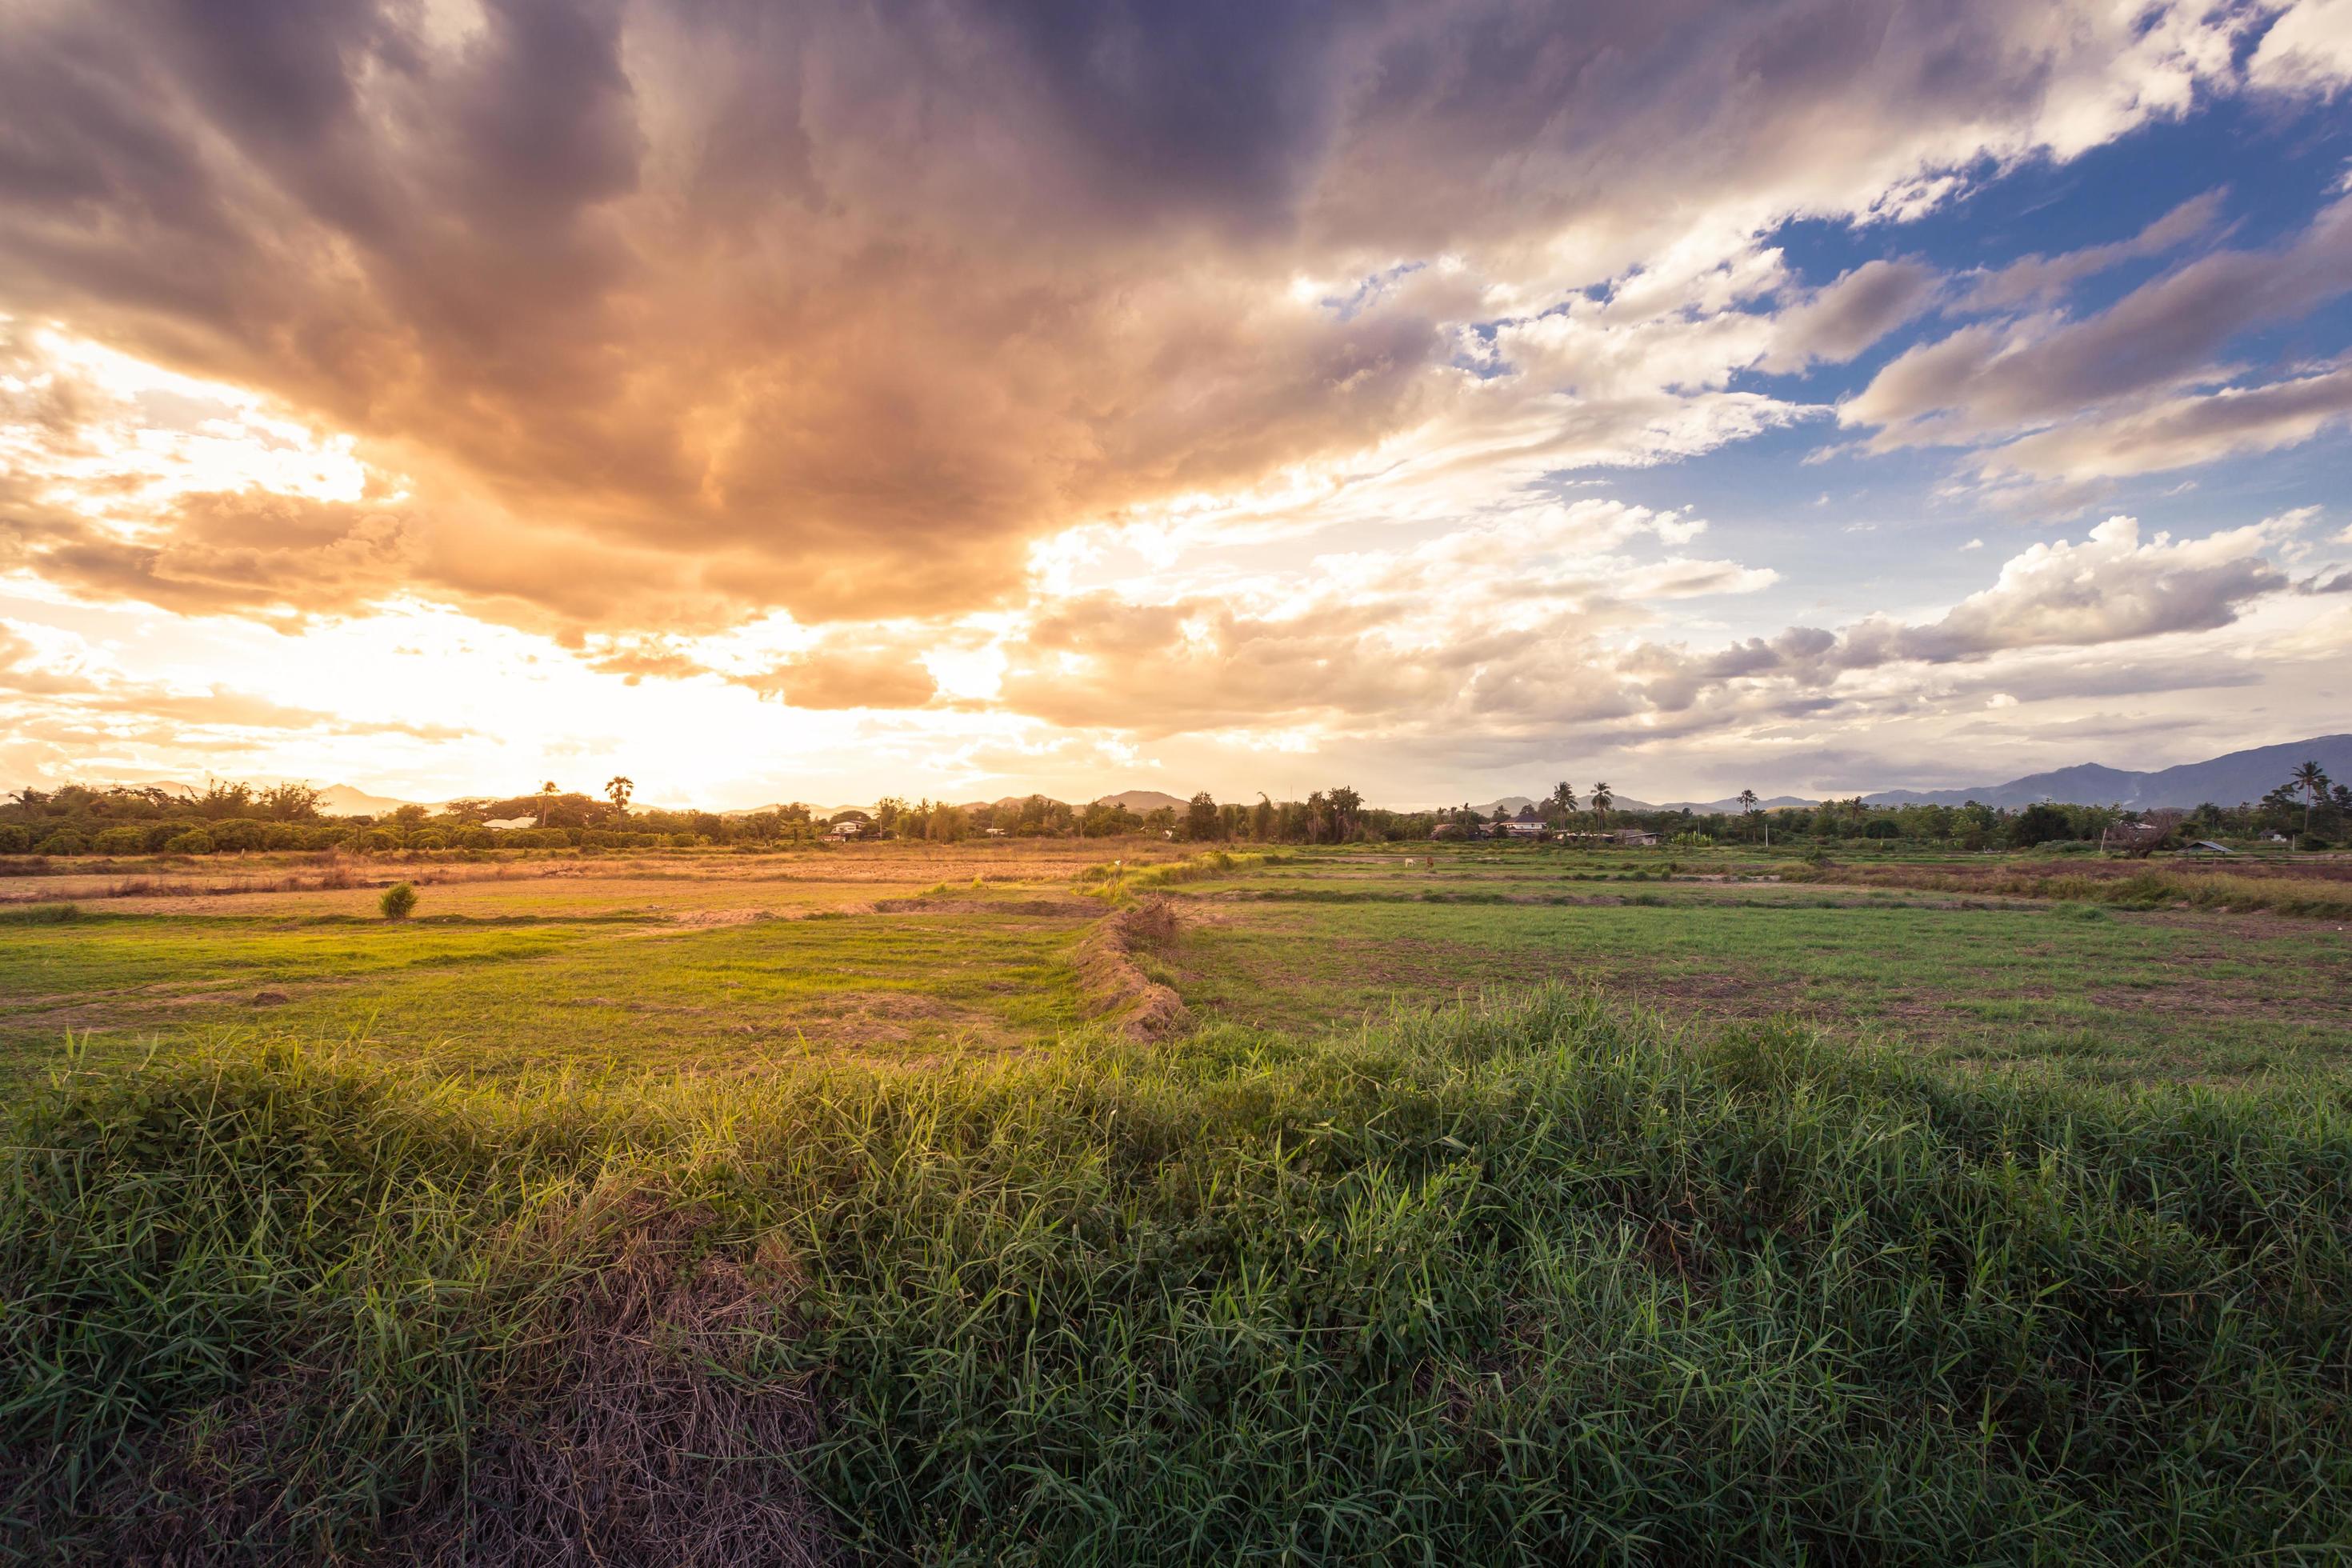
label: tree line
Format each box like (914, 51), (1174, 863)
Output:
(4, 765), (2345, 857)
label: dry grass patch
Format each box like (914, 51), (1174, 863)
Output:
(1074, 898), (1190, 1038)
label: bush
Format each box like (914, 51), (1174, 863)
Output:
(33, 831), (87, 855)
(378, 882), (418, 920)
(90, 826), (148, 855)
(162, 829), (215, 854)
(208, 818), (269, 852)
(0, 825), (28, 853)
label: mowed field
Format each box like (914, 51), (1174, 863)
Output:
(4, 840), (2346, 1082)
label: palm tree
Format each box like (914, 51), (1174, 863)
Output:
(1737, 788), (1759, 842)
(1327, 785), (1362, 842)
(1549, 781), (1577, 822)
(2291, 761), (2331, 843)
(605, 775), (634, 818)
(536, 780), (559, 829)
(1591, 782), (1614, 827)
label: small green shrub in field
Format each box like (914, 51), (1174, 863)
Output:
(378, 881), (418, 920)
(0, 901), (79, 924)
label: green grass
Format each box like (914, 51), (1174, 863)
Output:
(6, 850), (2351, 1558)
(7, 989), (2352, 1562)
(1158, 898), (2352, 1081)
(0, 907), (1095, 1075)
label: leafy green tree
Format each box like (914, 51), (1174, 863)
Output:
(1186, 792), (1221, 842)
(257, 782), (322, 822)
(606, 776), (634, 817)
(2008, 802), (2070, 848)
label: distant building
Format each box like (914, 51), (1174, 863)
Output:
(1496, 821), (1546, 838)
(482, 817), (534, 831)
(1614, 828), (1662, 847)
(2182, 840), (2233, 855)
(827, 819), (866, 839)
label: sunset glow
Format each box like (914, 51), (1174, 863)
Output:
(2, 0), (2349, 806)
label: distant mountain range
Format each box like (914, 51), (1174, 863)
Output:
(95, 738), (2352, 825)
(1465, 792), (1815, 817)
(1859, 734), (2352, 810)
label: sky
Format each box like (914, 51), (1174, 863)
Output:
(2, 0), (2350, 810)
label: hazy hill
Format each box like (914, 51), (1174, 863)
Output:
(1650, 794), (1818, 814)
(1862, 734), (2352, 809)
(316, 784), (429, 816)
(1094, 789), (1188, 814)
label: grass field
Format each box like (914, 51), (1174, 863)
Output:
(3, 839), (2349, 1561)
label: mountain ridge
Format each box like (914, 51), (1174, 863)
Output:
(1859, 734), (2352, 810)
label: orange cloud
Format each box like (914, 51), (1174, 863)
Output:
(0, 0), (2267, 634)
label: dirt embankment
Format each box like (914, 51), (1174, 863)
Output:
(1074, 898), (1190, 1038)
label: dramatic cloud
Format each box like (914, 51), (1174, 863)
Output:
(742, 647), (941, 712)
(1762, 260), (1941, 371)
(0, 0), (2271, 635)
(1954, 191), (2226, 313)
(982, 511), (2294, 754)
(0, 0), (2346, 802)
(1846, 516), (2289, 660)
(1845, 195), (2352, 449)
(1980, 363), (2352, 489)
(2248, 0), (2352, 93)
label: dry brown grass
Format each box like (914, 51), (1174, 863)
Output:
(1074, 898), (1191, 1038)
(71, 1193), (827, 1568)
(395, 1194), (826, 1567)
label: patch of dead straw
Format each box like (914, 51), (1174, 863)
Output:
(1074, 897), (1190, 1039)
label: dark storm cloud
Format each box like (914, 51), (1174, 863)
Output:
(0, 0), (2306, 634)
